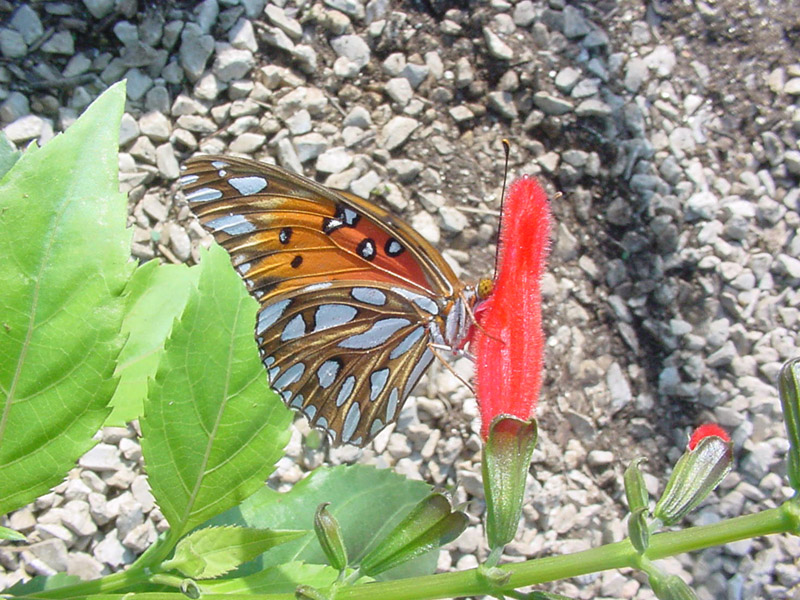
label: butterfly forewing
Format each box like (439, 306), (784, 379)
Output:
(180, 155), (468, 445)
(182, 156), (459, 301)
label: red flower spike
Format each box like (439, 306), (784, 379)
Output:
(688, 424), (730, 450)
(475, 176), (551, 439)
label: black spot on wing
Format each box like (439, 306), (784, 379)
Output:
(357, 238), (376, 261)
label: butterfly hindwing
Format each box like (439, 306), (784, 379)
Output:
(256, 281), (437, 444)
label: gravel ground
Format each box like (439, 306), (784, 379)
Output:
(1, 0), (799, 598)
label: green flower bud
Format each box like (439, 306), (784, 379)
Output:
(779, 358), (800, 492)
(359, 493), (467, 577)
(314, 503), (347, 572)
(624, 457), (649, 513)
(654, 429), (732, 526)
(483, 415), (538, 551)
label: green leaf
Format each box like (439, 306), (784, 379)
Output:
(210, 464), (437, 581)
(140, 244), (292, 536)
(0, 81), (132, 516)
(105, 260), (200, 426)
(0, 132), (21, 179)
(162, 525), (306, 579)
(0, 525), (25, 541)
(200, 562), (340, 594)
(7, 573), (81, 595)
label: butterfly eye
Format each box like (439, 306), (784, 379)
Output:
(477, 278), (494, 299)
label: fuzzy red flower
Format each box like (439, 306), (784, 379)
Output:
(688, 423), (730, 450)
(474, 176), (551, 439)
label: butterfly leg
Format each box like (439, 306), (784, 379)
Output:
(427, 342), (476, 395)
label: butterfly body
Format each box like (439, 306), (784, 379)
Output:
(181, 155), (491, 445)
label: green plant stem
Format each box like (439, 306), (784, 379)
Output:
(334, 502), (797, 600)
(25, 530), (183, 599)
(22, 501), (798, 600)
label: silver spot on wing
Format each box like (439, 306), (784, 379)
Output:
(206, 214), (257, 236)
(369, 368), (390, 401)
(351, 287), (386, 306)
(385, 388), (399, 422)
(402, 349), (434, 399)
(336, 375), (356, 407)
(392, 287), (439, 315)
(317, 359), (341, 389)
(303, 282), (333, 292)
(179, 174), (199, 186)
(314, 304), (358, 332)
(338, 318), (411, 350)
(389, 326), (426, 359)
(228, 176), (268, 195)
(274, 362), (305, 389)
(281, 314), (306, 341)
(257, 299), (291, 335)
(342, 401), (361, 443)
(186, 187), (223, 203)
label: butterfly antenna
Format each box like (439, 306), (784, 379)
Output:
(494, 139), (511, 279)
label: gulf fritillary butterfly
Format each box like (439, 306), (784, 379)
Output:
(180, 155), (493, 446)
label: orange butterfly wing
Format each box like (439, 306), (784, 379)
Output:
(181, 155), (465, 445)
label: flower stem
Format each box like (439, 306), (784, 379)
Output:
(333, 500), (798, 600)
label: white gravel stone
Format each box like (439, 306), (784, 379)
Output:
(10, 5), (43, 44)
(293, 132), (329, 163)
(93, 531), (131, 568)
(0, 91), (29, 124)
(439, 205), (468, 233)
(277, 137), (303, 174)
(29, 539), (68, 573)
(410, 210), (440, 245)
(42, 30), (74, 55)
(533, 92), (573, 115)
(331, 34), (370, 69)
(78, 443), (121, 472)
(125, 68), (153, 102)
(66, 552), (104, 581)
(138, 111), (171, 142)
(82, 0), (114, 18)
(385, 77), (413, 106)
(228, 18), (258, 52)
(155, 143), (180, 180)
(213, 43), (255, 82)
(0, 28), (27, 59)
(324, 0), (365, 19)
(343, 105), (371, 128)
(350, 170), (380, 198)
(4, 114), (46, 143)
(265, 5), (303, 40)
(378, 116), (419, 151)
(179, 23), (215, 82)
(316, 146), (353, 174)
(483, 27), (513, 60)
(61, 500), (97, 537)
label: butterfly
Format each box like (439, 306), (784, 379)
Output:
(180, 155), (493, 446)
